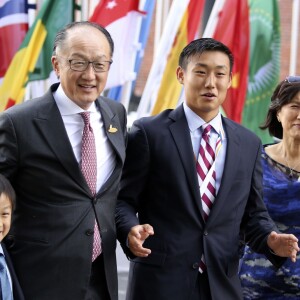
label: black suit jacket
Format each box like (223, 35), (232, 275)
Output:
(116, 105), (282, 300)
(1, 243), (24, 300)
(0, 83), (127, 300)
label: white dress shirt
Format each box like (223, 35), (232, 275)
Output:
(53, 84), (116, 192)
(183, 102), (227, 193)
(0, 244), (12, 293)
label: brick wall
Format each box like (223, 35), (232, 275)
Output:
(280, 0), (300, 79)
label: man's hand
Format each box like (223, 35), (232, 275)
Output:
(267, 231), (300, 262)
(128, 224), (154, 257)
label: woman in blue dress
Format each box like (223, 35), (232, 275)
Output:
(239, 76), (300, 299)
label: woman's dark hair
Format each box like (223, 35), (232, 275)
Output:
(0, 174), (15, 210)
(260, 79), (300, 139)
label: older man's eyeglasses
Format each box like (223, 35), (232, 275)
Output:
(68, 59), (113, 73)
(285, 76), (300, 83)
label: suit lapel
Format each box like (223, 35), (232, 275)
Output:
(33, 88), (88, 194)
(34, 88), (125, 196)
(96, 98), (126, 194)
(206, 118), (241, 225)
(97, 98), (125, 163)
(169, 106), (204, 221)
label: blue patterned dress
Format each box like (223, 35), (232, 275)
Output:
(239, 145), (300, 299)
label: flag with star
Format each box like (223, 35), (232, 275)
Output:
(213, 0), (250, 123)
(241, 0), (280, 143)
(89, 0), (144, 90)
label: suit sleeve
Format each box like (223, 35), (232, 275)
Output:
(116, 119), (150, 257)
(0, 112), (18, 180)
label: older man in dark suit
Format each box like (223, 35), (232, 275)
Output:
(0, 21), (127, 300)
(116, 38), (299, 300)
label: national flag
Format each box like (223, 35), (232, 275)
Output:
(137, 0), (190, 117)
(0, 0), (74, 110)
(89, 0), (145, 90)
(107, 0), (156, 105)
(151, 0), (205, 115)
(28, 1), (74, 82)
(242, 0), (280, 143)
(213, 0), (250, 123)
(0, 0), (29, 82)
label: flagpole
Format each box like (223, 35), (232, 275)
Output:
(289, 0), (299, 75)
(154, 0), (163, 58)
(81, 0), (89, 20)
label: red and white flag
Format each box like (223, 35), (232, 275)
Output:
(90, 0), (144, 90)
(211, 0), (250, 123)
(0, 0), (28, 84)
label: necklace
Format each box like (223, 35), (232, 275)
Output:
(282, 155), (300, 179)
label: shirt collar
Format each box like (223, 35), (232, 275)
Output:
(53, 84), (97, 116)
(183, 102), (222, 134)
(0, 244), (4, 256)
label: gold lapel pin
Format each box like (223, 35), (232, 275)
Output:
(108, 124), (118, 133)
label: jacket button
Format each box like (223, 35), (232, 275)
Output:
(86, 229), (94, 236)
(192, 262), (199, 269)
(204, 231), (208, 236)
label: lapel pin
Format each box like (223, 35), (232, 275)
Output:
(108, 124), (118, 133)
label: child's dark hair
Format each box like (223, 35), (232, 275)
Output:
(0, 174), (15, 210)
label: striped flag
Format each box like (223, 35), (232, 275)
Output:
(90, 0), (144, 90)
(151, 0), (205, 115)
(0, 0), (73, 110)
(0, 0), (29, 83)
(107, 0), (156, 104)
(137, 0), (190, 117)
(213, 0), (250, 123)
(242, 0), (280, 143)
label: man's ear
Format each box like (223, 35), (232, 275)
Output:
(227, 72), (233, 89)
(51, 56), (60, 78)
(176, 66), (184, 84)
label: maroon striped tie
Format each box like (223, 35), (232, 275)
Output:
(196, 124), (218, 272)
(196, 124), (217, 221)
(80, 112), (102, 262)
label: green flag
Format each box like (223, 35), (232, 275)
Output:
(0, 0), (74, 110)
(242, 0), (280, 143)
(29, 0), (74, 81)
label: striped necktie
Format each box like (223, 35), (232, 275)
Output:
(80, 112), (102, 262)
(196, 124), (221, 272)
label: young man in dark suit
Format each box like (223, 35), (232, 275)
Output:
(0, 22), (127, 300)
(116, 38), (299, 300)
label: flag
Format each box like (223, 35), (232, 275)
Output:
(0, 0), (29, 82)
(0, 0), (74, 110)
(28, 1), (74, 81)
(242, 0), (280, 143)
(137, 0), (190, 117)
(213, 0), (250, 123)
(107, 0), (156, 104)
(151, 0), (205, 115)
(90, 0), (144, 90)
